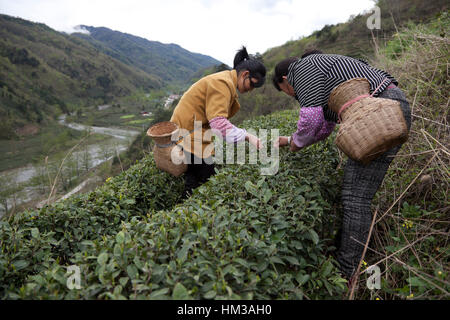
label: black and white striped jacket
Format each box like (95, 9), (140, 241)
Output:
(286, 54), (398, 123)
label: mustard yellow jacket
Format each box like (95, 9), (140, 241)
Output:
(170, 70), (241, 159)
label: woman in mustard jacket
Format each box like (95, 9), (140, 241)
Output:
(171, 47), (266, 198)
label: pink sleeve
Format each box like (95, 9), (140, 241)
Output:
(209, 117), (247, 143)
(292, 107), (336, 149)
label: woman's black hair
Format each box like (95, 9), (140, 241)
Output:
(301, 49), (323, 58)
(272, 57), (298, 91)
(272, 49), (323, 91)
(233, 46), (266, 88)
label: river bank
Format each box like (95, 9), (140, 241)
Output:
(0, 117), (141, 218)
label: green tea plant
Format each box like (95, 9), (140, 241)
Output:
(1, 110), (347, 299)
(0, 156), (184, 296)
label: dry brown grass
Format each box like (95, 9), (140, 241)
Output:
(350, 15), (449, 300)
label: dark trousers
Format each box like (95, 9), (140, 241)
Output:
(182, 152), (216, 199)
(336, 86), (412, 279)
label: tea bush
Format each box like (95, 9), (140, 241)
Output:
(1, 110), (347, 299)
(0, 157), (184, 296)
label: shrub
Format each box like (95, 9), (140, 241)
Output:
(1, 110), (347, 299)
(0, 156), (184, 297)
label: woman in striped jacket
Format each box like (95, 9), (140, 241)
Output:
(272, 50), (411, 284)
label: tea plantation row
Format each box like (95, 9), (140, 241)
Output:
(0, 109), (347, 299)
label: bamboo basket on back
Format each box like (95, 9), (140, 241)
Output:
(147, 121), (187, 177)
(328, 78), (409, 164)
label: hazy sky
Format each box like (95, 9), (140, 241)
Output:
(0, 0), (376, 65)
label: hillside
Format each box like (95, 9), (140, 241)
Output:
(73, 26), (221, 84)
(0, 3), (448, 301)
(0, 15), (221, 139)
(263, 0), (448, 69)
(232, 0), (448, 125)
(0, 14), (166, 137)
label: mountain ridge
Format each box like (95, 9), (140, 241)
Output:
(0, 14), (222, 138)
(73, 25), (221, 84)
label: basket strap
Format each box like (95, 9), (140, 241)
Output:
(337, 78), (390, 123)
(338, 94), (369, 123)
(370, 78), (390, 97)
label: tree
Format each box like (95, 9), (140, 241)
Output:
(150, 106), (172, 126)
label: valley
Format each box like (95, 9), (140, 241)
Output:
(0, 110), (142, 218)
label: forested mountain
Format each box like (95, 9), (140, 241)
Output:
(0, 15), (221, 138)
(73, 26), (221, 84)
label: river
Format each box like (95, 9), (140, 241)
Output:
(0, 118), (141, 218)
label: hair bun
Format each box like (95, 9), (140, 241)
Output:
(233, 46), (250, 69)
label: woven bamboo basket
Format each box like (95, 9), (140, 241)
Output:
(328, 78), (409, 164)
(147, 121), (187, 177)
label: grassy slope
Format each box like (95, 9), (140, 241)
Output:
(232, 0), (448, 125)
(263, 0), (448, 69)
(355, 12), (449, 300)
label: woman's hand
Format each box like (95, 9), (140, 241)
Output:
(273, 136), (290, 148)
(245, 132), (261, 149)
